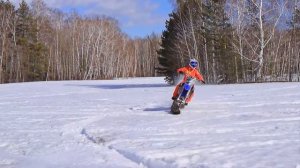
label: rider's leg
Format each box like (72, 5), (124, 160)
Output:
(172, 83), (182, 99)
(185, 86), (195, 103)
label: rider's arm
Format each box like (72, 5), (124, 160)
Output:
(196, 71), (205, 83)
(177, 67), (187, 74)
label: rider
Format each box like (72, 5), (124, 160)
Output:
(172, 58), (205, 104)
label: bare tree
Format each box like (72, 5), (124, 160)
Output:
(0, 1), (15, 83)
(245, 0), (288, 81)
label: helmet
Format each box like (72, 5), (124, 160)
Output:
(189, 58), (198, 68)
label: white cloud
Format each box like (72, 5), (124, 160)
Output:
(11, 0), (166, 27)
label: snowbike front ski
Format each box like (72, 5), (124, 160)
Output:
(170, 99), (186, 115)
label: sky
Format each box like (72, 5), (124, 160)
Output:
(11, 0), (173, 38)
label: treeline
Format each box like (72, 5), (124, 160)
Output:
(158, 0), (300, 84)
(0, 0), (160, 84)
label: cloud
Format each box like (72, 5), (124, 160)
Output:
(10, 0), (171, 37)
(11, 0), (166, 26)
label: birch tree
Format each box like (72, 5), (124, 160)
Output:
(245, 0), (288, 81)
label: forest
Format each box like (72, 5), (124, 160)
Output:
(0, 0), (300, 84)
(159, 0), (300, 84)
(0, 0), (160, 83)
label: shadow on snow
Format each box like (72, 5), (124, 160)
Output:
(144, 107), (170, 113)
(67, 83), (169, 90)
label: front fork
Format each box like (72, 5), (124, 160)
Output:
(178, 84), (193, 101)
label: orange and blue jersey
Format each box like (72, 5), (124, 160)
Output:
(177, 66), (204, 82)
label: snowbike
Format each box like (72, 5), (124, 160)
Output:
(170, 77), (196, 115)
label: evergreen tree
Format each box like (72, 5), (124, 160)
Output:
(158, 0), (204, 84)
(16, 0), (47, 81)
(157, 13), (181, 84)
(16, 0), (31, 44)
(201, 0), (237, 83)
(158, 0), (236, 84)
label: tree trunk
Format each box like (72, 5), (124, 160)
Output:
(256, 0), (264, 81)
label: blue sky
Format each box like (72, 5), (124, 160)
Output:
(12, 0), (173, 38)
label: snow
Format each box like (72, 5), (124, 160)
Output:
(0, 77), (299, 168)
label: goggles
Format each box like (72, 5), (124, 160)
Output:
(190, 61), (198, 68)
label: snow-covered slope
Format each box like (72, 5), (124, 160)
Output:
(0, 77), (299, 168)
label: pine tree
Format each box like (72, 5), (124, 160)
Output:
(201, 0), (237, 83)
(16, 0), (47, 81)
(157, 13), (181, 84)
(158, 0), (236, 84)
(157, 0), (205, 84)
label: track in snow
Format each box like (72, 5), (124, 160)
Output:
(0, 78), (299, 168)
